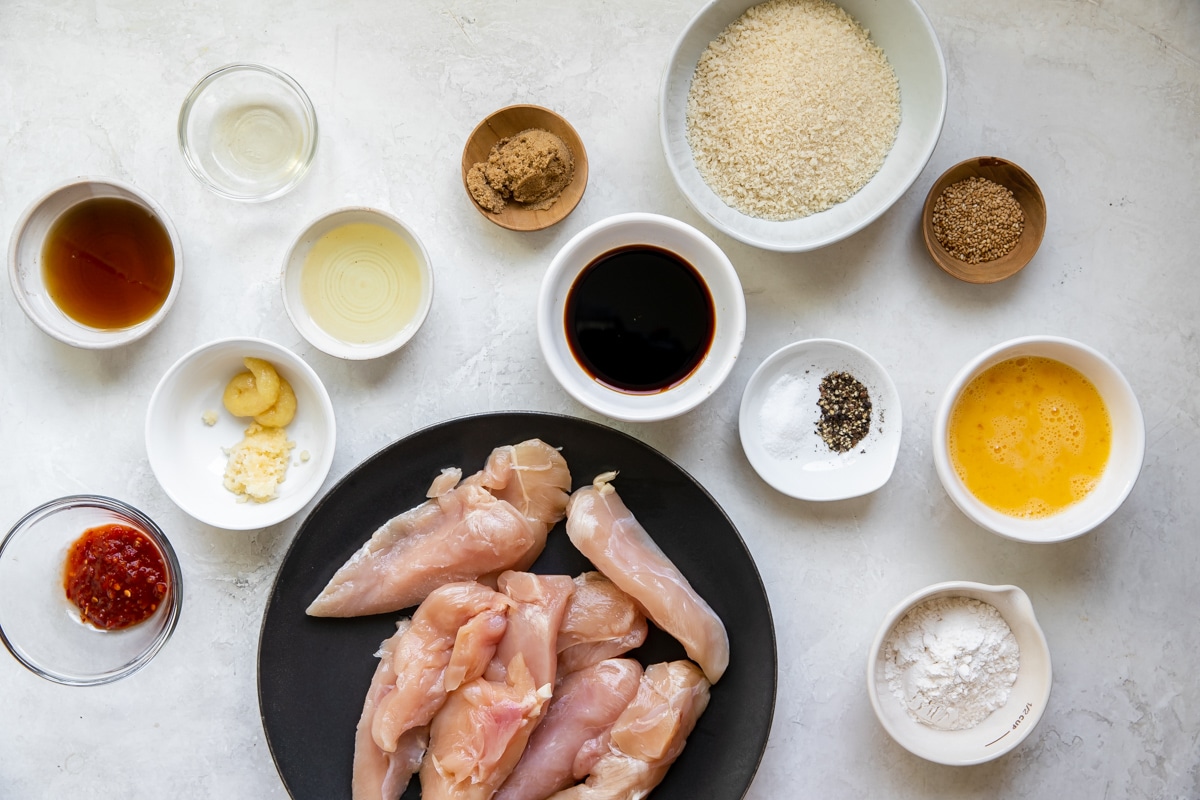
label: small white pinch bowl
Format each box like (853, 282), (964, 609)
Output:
(660, 0), (946, 251)
(146, 338), (336, 530)
(537, 212), (746, 423)
(282, 207), (434, 360)
(8, 178), (183, 348)
(739, 339), (900, 500)
(933, 336), (1145, 543)
(867, 581), (1053, 766)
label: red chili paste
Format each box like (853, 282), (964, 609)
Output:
(63, 523), (169, 630)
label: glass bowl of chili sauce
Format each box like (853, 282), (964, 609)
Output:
(0, 495), (182, 685)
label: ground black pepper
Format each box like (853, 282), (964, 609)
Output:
(816, 371), (872, 452)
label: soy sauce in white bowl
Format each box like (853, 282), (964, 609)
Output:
(565, 245), (715, 394)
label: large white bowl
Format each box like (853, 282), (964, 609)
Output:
(933, 336), (1145, 543)
(739, 339), (901, 500)
(146, 338), (336, 530)
(282, 207), (434, 360)
(867, 581), (1053, 766)
(660, 0), (947, 252)
(537, 212), (746, 422)
(8, 178), (183, 348)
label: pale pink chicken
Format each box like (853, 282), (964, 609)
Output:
(420, 572), (576, 800)
(549, 660), (711, 800)
(370, 583), (511, 754)
(493, 658), (644, 800)
(556, 573), (648, 676)
(565, 473), (730, 683)
(307, 440), (569, 618)
(352, 621), (427, 800)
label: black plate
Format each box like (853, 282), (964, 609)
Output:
(258, 412), (776, 800)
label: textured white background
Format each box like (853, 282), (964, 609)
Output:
(1, 0), (1198, 798)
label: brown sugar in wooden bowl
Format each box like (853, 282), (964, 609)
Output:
(461, 105), (588, 232)
(921, 157), (1046, 284)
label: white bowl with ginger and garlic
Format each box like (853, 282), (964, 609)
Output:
(146, 337), (335, 530)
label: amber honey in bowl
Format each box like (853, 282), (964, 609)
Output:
(948, 356), (1111, 518)
(41, 196), (175, 329)
(564, 245), (715, 394)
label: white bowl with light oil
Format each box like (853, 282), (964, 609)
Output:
(283, 207), (434, 360)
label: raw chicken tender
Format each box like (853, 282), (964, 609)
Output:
(494, 659), (644, 800)
(556, 572), (648, 676)
(352, 621), (426, 800)
(549, 661), (711, 800)
(420, 654), (552, 800)
(566, 473), (730, 683)
(421, 572), (575, 800)
(370, 583), (511, 754)
(307, 440), (570, 617)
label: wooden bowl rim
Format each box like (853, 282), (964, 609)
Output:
(921, 156), (1046, 284)
(460, 104), (589, 232)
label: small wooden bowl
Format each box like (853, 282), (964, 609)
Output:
(921, 157), (1046, 284)
(461, 105), (588, 232)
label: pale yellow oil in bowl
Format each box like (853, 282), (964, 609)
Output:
(948, 356), (1112, 518)
(300, 222), (424, 344)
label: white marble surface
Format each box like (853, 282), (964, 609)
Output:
(2, 1), (1198, 797)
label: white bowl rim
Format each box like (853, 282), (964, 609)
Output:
(144, 336), (336, 530)
(866, 580), (1053, 766)
(658, 0), (948, 252)
(7, 176), (184, 349)
(281, 206), (435, 360)
(536, 211), (747, 422)
(932, 335), (1146, 543)
(177, 62), (319, 203)
(738, 337), (902, 500)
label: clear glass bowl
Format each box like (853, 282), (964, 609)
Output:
(178, 63), (318, 202)
(0, 496), (182, 685)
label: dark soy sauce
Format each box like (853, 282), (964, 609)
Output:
(565, 245), (715, 394)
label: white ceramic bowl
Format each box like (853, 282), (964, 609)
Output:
(933, 336), (1145, 543)
(660, 0), (947, 252)
(867, 581), (1052, 766)
(537, 212), (746, 422)
(282, 207), (434, 360)
(145, 338), (336, 530)
(178, 63), (318, 202)
(0, 495), (182, 686)
(8, 178), (183, 348)
(738, 339), (901, 500)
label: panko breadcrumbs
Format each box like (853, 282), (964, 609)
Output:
(685, 0), (900, 220)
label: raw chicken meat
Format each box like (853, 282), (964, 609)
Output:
(420, 653), (552, 800)
(494, 658), (643, 800)
(307, 440), (570, 617)
(370, 583), (511, 754)
(549, 661), (711, 800)
(352, 621), (427, 800)
(556, 573), (648, 676)
(420, 572), (575, 800)
(565, 473), (730, 683)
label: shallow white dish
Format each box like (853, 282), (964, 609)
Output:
(933, 336), (1145, 543)
(8, 178), (183, 348)
(867, 581), (1053, 766)
(282, 207), (434, 360)
(537, 212), (746, 422)
(146, 338), (336, 530)
(660, 0), (947, 252)
(739, 339), (900, 500)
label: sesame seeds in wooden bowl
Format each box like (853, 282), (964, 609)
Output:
(921, 157), (1046, 284)
(461, 105), (588, 232)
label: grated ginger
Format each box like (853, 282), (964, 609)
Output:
(223, 423), (295, 503)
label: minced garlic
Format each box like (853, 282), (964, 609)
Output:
(223, 423), (295, 503)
